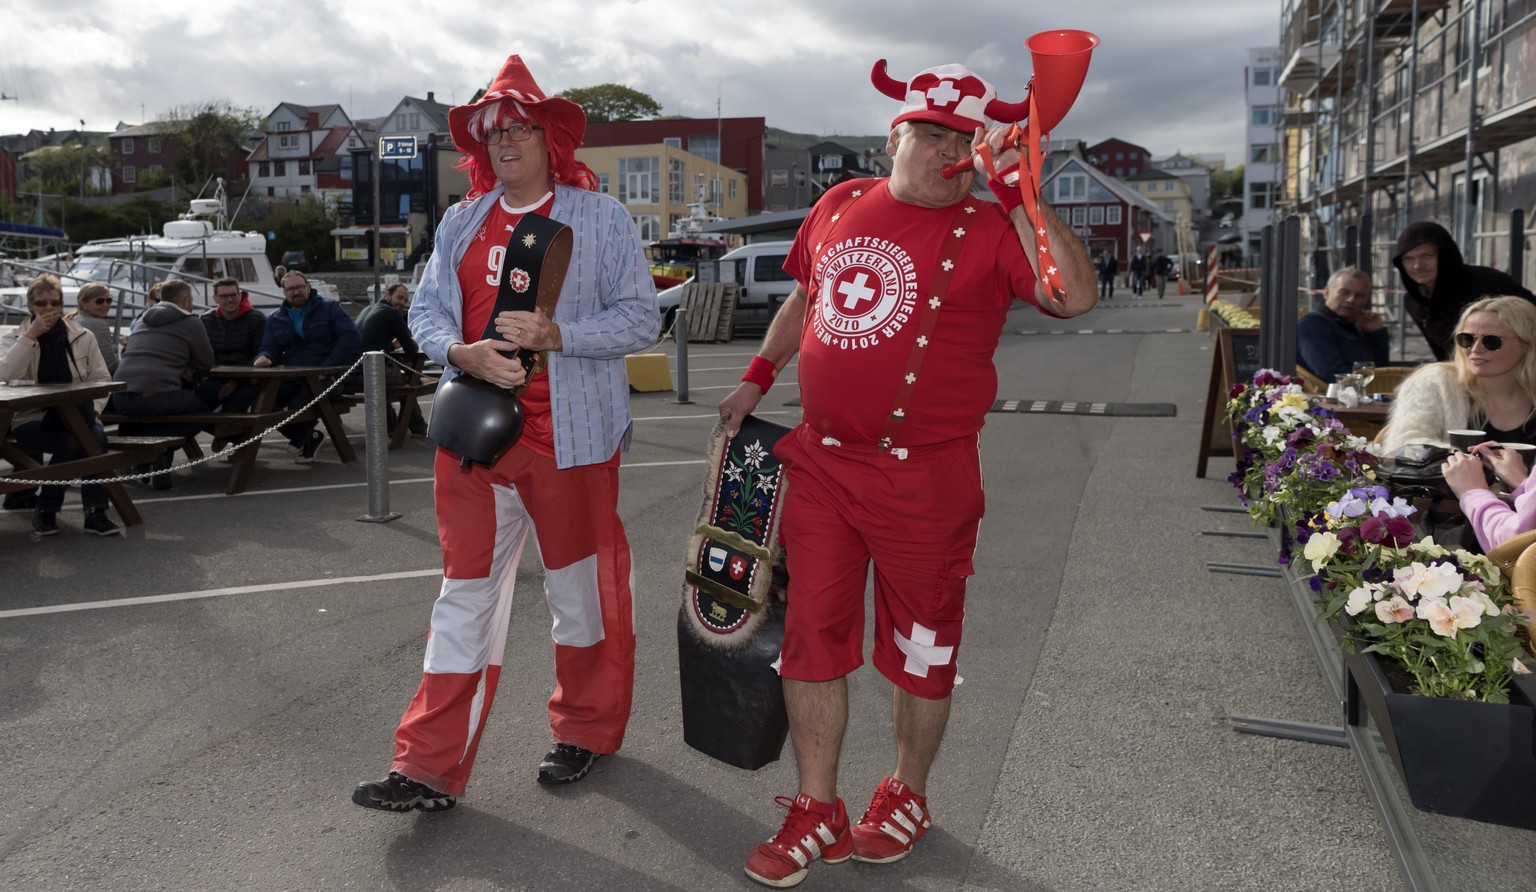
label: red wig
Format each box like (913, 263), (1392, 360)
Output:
(455, 100), (598, 198)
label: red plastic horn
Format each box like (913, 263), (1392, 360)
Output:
(1021, 29), (1098, 133)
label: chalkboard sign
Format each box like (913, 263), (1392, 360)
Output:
(1197, 327), (1261, 477)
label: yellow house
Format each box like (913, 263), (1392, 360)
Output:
(1124, 169), (1194, 226)
(576, 144), (748, 242)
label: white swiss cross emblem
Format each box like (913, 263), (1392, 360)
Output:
(953, 227), (966, 238)
(926, 79), (962, 108)
(895, 622), (953, 677)
(729, 556), (747, 581)
(509, 268), (531, 293)
(837, 272), (879, 313)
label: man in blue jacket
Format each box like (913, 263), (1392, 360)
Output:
(1297, 266), (1389, 384)
(254, 270), (362, 460)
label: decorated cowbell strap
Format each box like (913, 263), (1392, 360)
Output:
(482, 213), (573, 394)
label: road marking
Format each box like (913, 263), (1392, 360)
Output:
(0, 569), (447, 620)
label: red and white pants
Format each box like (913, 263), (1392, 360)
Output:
(390, 442), (636, 796)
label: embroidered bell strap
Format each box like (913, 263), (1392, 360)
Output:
(976, 86), (1069, 314)
(481, 213), (573, 393)
(873, 197), (981, 456)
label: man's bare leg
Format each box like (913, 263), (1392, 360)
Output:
(783, 676), (848, 803)
(890, 686), (951, 796)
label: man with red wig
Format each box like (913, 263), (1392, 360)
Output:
(352, 54), (659, 811)
(720, 61), (1096, 886)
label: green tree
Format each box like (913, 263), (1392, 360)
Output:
(259, 194), (336, 267)
(1212, 164), (1245, 202)
(23, 142), (112, 195)
(556, 84), (661, 123)
(156, 100), (261, 192)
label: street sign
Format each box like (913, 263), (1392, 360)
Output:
(379, 135), (417, 160)
(1138, 230), (1152, 243)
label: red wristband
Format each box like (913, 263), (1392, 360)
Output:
(987, 163), (1024, 214)
(742, 355), (777, 393)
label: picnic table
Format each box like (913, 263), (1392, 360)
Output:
(0, 380), (178, 527)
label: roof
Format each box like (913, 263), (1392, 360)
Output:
(405, 95), (452, 130)
(109, 121), (182, 139)
(1044, 158), (1171, 221)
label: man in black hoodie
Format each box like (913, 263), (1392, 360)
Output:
(1392, 221), (1535, 360)
(196, 277), (265, 412)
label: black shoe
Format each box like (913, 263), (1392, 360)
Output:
(151, 451), (174, 491)
(32, 511), (59, 537)
(296, 430), (325, 463)
(83, 508), (122, 537)
(3, 490), (37, 511)
(351, 772), (456, 812)
(538, 743), (600, 785)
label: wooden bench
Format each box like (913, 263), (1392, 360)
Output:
(336, 353), (438, 449)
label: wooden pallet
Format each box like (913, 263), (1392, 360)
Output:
(680, 283), (740, 343)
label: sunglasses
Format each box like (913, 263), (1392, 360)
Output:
(1455, 332), (1512, 351)
(89, 297), (112, 306)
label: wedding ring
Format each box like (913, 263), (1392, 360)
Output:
(513, 327), (522, 336)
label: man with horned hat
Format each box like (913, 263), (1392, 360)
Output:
(352, 54), (659, 812)
(720, 60), (1096, 886)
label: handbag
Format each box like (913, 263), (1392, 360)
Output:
(428, 214), (572, 469)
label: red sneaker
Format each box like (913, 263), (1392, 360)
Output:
(851, 776), (931, 863)
(744, 793), (852, 888)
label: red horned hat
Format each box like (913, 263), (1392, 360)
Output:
(870, 61), (1027, 132)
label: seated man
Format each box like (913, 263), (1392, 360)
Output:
(1297, 266), (1389, 384)
(254, 270), (362, 461)
(196, 276), (266, 413)
(109, 278), (218, 490)
(355, 283), (425, 435)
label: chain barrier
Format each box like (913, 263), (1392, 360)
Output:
(29, 355), (371, 489)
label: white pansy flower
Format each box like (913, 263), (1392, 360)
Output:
(1303, 532), (1341, 571)
(1345, 586), (1375, 616)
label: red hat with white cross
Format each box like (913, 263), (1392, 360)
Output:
(871, 61), (1028, 132)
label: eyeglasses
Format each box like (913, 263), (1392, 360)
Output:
(214, 292), (241, 300)
(485, 122), (542, 145)
(31, 299), (62, 307)
(89, 297), (112, 306)
(1455, 332), (1510, 351)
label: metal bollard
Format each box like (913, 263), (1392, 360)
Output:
(357, 351), (402, 523)
(673, 306), (693, 405)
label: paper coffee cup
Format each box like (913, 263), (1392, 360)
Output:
(1447, 429), (1487, 451)
(1501, 442), (1536, 470)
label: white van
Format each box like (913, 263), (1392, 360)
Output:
(655, 240), (796, 334)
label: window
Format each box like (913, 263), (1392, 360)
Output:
(688, 134), (720, 164)
(820, 155), (843, 170)
(598, 173), (610, 194)
(259, 162), (270, 177)
(147, 137), (161, 153)
(1252, 107), (1272, 125)
(1107, 205), (1122, 225)
(1051, 172), (1087, 203)
(669, 158), (685, 203)
(274, 160), (286, 176)
(279, 135), (297, 149)
(1055, 206), (1071, 223)
(339, 155), (352, 179)
(299, 159), (311, 175)
(1254, 68), (1274, 86)
(631, 214), (661, 240)
(122, 165), (137, 183)
(1162, 200), (1173, 213)
(1089, 205), (1105, 225)
(1071, 206), (1087, 226)
(277, 121), (291, 131)
(1115, 168), (1124, 177)
(409, 113), (421, 129)
(226, 258), (256, 281)
(149, 164), (163, 175)
(754, 256), (793, 283)
(122, 138), (134, 155)
(301, 185), (311, 193)
(618, 156), (659, 204)
(663, 137), (681, 149)
(729, 180), (738, 199)
(769, 169), (788, 188)
(1250, 144), (1272, 163)
(795, 169), (806, 188)
(1250, 181), (1277, 209)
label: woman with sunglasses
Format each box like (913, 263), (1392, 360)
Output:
(63, 282), (119, 374)
(1382, 295), (1536, 455)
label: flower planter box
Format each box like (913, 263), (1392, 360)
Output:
(1342, 641), (1536, 830)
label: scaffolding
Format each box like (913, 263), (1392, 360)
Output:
(1276, 0), (1536, 282)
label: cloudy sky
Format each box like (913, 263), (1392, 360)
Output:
(1, 0), (1280, 165)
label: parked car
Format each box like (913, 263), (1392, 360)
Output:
(280, 250), (311, 274)
(654, 241), (796, 337)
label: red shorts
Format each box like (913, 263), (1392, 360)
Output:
(774, 424), (984, 698)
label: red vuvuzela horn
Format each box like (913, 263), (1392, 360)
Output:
(941, 29), (1098, 179)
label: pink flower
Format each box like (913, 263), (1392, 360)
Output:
(1416, 596), (1485, 637)
(1375, 596), (1415, 624)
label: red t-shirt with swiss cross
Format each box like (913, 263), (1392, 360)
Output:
(785, 179), (1040, 448)
(457, 193), (557, 458)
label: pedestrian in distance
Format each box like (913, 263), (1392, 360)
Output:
(1129, 245), (1148, 297)
(351, 53), (659, 814)
(1152, 248), (1174, 299)
(719, 57), (1096, 888)
(1095, 251), (1116, 300)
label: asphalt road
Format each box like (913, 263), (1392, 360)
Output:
(0, 294), (1418, 891)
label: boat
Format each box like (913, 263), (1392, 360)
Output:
(0, 179), (338, 327)
(647, 179), (729, 287)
